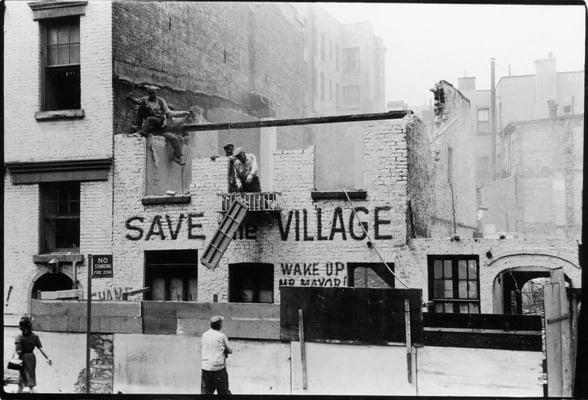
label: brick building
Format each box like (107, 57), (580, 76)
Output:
(3, 3), (582, 394)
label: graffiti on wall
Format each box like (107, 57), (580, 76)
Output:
(123, 206), (395, 242)
(125, 213), (205, 241)
(92, 287), (133, 301)
(278, 262), (347, 287)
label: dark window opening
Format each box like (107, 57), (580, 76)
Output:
(229, 263), (274, 303)
(41, 182), (80, 253)
(428, 255), (480, 313)
(32, 273), (73, 299)
(42, 17), (81, 111)
(145, 250), (198, 301)
(348, 262), (395, 288)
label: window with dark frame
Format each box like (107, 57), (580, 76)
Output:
(144, 250), (198, 301)
(477, 108), (490, 134)
(42, 17), (81, 111)
(229, 263), (274, 303)
(427, 255), (480, 313)
(41, 182), (80, 253)
(348, 262), (396, 288)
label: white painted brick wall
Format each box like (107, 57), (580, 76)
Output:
(4, 1), (113, 162)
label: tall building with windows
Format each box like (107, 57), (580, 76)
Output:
(294, 4), (386, 116)
(460, 54), (584, 239)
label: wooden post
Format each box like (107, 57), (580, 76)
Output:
(86, 254), (93, 394)
(404, 298), (413, 383)
(299, 309), (307, 390)
(554, 268), (572, 397)
(545, 267), (572, 397)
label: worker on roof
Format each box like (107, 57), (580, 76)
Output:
(127, 85), (185, 165)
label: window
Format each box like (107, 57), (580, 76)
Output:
(348, 263), (395, 288)
(477, 108), (490, 134)
(320, 72), (325, 101)
(41, 182), (80, 253)
(42, 17), (81, 110)
(329, 39), (333, 61)
(343, 85), (360, 106)
(329, 79), (332, 101)
(145, 250), (198, 301)
(321, 33), (325, 61)
(336, 45), (339, 71)
(427, 255), (480, 313)
(229, 263), (274, 303)
(344, 47), (360, 72)
(312, 68), (317, 98)
(336, 83), (339, 106)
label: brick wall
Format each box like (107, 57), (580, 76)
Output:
(4, 1), (113, 162)
(112, 2), (305, 135)
(111, 119), (412, 304)
(429, 81), (477, 238)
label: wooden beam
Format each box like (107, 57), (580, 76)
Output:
(545, 279), (563, 396)
(404, 299), (413, 383)
(553, 268), (573, 396)
(299, 309), (307, 390)
(175, 110), (410, 133)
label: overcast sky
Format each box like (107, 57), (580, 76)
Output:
(319, 3), (586, 107)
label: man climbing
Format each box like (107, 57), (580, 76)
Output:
(233, 147), (261, 192)
(127, 86), (186, 165)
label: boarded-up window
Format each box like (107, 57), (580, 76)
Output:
(145, 250), (198, 301)
(229, 263), (274, 303)
(477, 108), (490, 134)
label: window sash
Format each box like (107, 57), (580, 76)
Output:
(41, 182), (80, 253)
(41, 17), (81, 111)
(429, 256), (480, 313)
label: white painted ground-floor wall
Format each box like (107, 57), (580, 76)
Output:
(3, 329), (543, 396)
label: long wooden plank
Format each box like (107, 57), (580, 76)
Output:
(173, 110), (410, 133)
(545, 281), (563, 396)
(423, 312), (542, 331)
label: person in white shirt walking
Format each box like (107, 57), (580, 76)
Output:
(201, 315), (233, 394)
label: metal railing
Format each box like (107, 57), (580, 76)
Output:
(218, 192), (281, 213)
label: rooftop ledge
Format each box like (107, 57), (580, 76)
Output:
(35, 109), (85, 121)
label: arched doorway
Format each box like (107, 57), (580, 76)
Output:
(494, 267), (572, 315)
(31, 273), (73, 299)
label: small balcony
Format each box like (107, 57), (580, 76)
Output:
(218, 192), (281, 213)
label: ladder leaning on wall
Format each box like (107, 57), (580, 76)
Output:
(201, 197), (249, 270)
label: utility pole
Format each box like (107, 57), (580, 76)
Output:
(490, 58), (497, 180)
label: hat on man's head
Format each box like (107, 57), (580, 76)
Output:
(233, 147), (245, 157)
(223, 143), (234, 151)
(210, 315), (224, 323)
(146, 85), (159, 93)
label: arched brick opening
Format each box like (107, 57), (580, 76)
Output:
(487, 252), (579, 314)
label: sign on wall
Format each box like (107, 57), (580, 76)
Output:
(92, 255), (113, 278)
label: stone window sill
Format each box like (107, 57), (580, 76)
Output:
(142, 195), (191, 206)
(33, 253), (84, 264)
(311, 190), (367, 201)
(35, 109), (85, 121)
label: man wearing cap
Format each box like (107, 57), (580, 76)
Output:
(201, 315), (233, 394)
(126, 86), (185, 165)
(233, 147), (261, 192)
